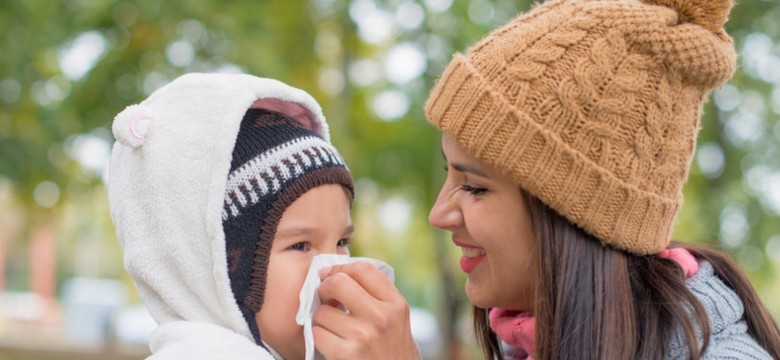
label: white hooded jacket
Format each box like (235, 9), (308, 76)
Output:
(108, 73), (330, 359)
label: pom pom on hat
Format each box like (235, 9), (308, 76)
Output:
(641, 0), (733, 34)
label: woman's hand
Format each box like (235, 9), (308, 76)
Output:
(312, 261), (421, 360)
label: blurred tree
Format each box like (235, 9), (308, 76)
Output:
(1, 0), (779, 358)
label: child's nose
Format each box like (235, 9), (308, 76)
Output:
(318, 243), (342, 255)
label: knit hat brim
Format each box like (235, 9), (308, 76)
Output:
(426, 54), (678, 254)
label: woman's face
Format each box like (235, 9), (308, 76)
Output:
(429, 136), (537, 312)
(255, 184), (353, 360)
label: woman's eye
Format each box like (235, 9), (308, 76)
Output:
(460, 184), (487, 195)
(289, 242), (309, 251)
(337, 238), (351, 248)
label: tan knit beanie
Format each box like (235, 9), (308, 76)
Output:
(425, 0), (737, 254)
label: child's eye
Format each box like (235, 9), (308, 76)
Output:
(289, 242), (310, 252)
(460, 184), (487, 195)
(337, 238), (351, 248)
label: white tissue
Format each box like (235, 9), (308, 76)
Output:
(296, 254), (394, 360)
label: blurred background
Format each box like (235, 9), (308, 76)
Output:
(1, 0), (779, 359)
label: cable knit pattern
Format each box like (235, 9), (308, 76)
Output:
(425, 0), (736, 254)
(665, 261), (773, 359)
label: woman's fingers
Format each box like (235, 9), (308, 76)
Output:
(312, 302), (352, 338)
(317, 271), (386, 322)
(312, 324), (348, 358)
(313, 263), (421, 359)
(320, 261), (397, 302)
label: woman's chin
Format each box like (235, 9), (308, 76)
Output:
(464, 280), (493, 309)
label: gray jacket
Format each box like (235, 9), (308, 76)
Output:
(501, 261), (773, 359)
(665, 260), (772, 359)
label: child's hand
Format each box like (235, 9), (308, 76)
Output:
(312, 261), (421, 360)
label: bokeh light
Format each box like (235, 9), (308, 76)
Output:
(58, 31), (107, 81)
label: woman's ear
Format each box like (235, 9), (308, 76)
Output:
(251, 98), (318, 133)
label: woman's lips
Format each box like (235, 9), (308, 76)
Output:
(453, 240), (486, 273)
(460, 255), (485, 273)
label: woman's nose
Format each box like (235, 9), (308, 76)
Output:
(429, 185), (462, 231)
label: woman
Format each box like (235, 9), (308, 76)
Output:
(425, 0), (780, 358)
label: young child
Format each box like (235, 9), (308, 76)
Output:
(109, 73), (358, 359)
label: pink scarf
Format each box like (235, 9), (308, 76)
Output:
(489, 308), (535, 359)
(658, 247), (699, 277)
(488, 247), (698, 359)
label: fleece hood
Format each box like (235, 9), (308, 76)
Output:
(108, 73), (329, 357)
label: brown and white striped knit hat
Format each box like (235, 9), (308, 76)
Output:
(223, 108), (353, 344)
(425, 0), (737, 254)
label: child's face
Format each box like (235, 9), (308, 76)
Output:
(255, 183), (353, 360)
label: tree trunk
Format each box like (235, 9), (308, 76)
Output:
(30, 224), (57, 323)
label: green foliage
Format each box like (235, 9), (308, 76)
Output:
(1, 0), (779, 347)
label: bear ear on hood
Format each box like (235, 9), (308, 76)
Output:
(113, 104), (153, 148)
(250, 98), (320, 135)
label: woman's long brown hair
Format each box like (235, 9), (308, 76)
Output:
(473, 194), (780, 360)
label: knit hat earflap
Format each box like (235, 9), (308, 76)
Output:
(222, 108), (353, 344)
(425, 0), (736, 254)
